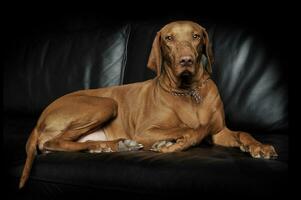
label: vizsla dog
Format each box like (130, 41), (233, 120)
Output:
(19, 21), (278, 188)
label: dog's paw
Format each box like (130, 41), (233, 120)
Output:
(150, 140), (175, 152)
(88, 141), (116, 153)
(117, 139), (144, 152)
(89, 146), (113, 153)
(41, 149), (52, 154)
(240, 143), (278, 159)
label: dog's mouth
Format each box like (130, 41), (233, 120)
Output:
(178, 70), (193, 89)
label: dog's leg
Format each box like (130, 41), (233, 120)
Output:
(212, 128), (278, 159)
(44, 136), (143, 153)
(209, 97), (278, 159)
(44, 137), (126, 153)
(152, 131), (204, 153)
(139, 126), (207, 152)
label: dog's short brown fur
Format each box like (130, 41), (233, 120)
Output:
(19, 21), (278, 189)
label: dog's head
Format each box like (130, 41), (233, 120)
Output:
(147, 21), (213, 89)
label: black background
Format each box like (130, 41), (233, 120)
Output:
(3, 1), (295, 74)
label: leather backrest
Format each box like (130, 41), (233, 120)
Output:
(211, 25), (288, 133)
(4, 22), (130, 114)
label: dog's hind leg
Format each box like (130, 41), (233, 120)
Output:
(42, 131), (143, 153)
(39, 95), (143, 153)
(37, 95), (121, 152)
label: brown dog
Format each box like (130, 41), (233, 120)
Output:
(19, 21), (278, 189)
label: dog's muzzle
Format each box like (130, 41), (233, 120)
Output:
(179, 70), (193, 88)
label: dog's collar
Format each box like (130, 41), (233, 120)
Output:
(159, 77), (210, 104)
(170, 87), (202, 103)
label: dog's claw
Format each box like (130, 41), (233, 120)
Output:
(89, 149), (103, 153)
(151, 140), (175, 152)
(240, 145), (248, 152)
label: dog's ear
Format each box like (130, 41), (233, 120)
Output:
(202, 29), (214, 74)
(147, 31), (162, 76)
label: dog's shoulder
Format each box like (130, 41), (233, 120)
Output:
(202, 77), (223, 105)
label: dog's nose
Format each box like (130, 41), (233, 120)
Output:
(179, 56), (193, 66)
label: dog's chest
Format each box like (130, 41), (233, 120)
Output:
(175, 104), (210, 129)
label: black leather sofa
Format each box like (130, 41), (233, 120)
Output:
(4, 13), (288, 199)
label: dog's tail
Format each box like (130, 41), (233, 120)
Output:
(19, 127), (39, 189)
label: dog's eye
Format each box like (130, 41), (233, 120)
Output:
(165, 36), (173, 41)
(193, 34), (201, 40)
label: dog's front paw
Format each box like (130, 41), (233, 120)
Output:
(240, 143), (278, 159)
(150, 140), (175, 152)
(117, 139), (144, 152)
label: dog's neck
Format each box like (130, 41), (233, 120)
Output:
(157, 69), (210, 104)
